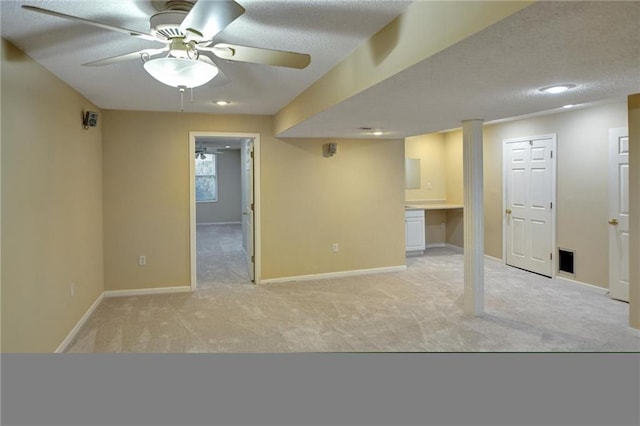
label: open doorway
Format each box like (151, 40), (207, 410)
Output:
(189, 132), (260, 290)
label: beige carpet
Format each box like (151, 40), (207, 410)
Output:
(65, 225), (639, 353)
(196, 223), (249, 288)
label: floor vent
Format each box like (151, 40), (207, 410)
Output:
(558, 249), (575, 275)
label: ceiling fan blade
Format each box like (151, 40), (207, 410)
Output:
(21, 5), (159, 42)
(82, 48), (169, 66)
(207, 43), (311, 69)
(179, 0), (245, 41)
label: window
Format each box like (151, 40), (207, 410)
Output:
(195, 153), (217, 202)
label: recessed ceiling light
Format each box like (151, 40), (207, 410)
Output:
(225, 145), (231, 148)
(372, 131), (384, 136)
(215, 100), (230, 106)
(562, 104), (575, 109)
(538, 84), (576, 94)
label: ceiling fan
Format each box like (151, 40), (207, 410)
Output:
(195, 145), (226, 158)
(22, 0), (311, 91)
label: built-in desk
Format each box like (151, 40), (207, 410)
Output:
(405, 204), (464, 211)
(405, 203), (464, 254)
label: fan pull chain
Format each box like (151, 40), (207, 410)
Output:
(179, 86), (185, 112)
(177, 86), (198, 112)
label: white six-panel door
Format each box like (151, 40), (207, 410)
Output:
(504, 135), (556, 277)
(608, 127), (629, 302)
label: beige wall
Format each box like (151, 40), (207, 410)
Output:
(486, 102), (627, 287)
(444, 130), (464, 248)
(261, 137), (406, 279)
(102, 110), (273, 291)
(103, 111), (405, 288)
(196, 150), (242, 224)
(444, 130), (464, 204)
(1, 39), (104, 352)
(404, 133), (446, 202)
(441, 102), (628, 288)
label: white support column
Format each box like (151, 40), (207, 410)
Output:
(462, 119), (485, 316)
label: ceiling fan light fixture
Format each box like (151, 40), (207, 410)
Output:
(143, 56), (219, 88)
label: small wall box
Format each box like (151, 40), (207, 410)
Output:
(83, 111), (98, 129)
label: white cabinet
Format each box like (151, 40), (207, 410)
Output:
(405, 209), (425, 254)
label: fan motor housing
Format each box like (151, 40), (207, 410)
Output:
(151, 0), (196, 12)
(149, 10), (188, 39)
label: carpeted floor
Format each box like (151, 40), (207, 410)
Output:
(64, 225), (639, 353)
(197, 223), (249, 288)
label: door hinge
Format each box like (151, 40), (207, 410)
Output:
(250, 203), (254, 210)
(251, 255), (255, 262)
(550, 151), (553, 159)
(250, 151), (254, 159)
(550, 253), (553, 260)
(550, 202), (553, 209)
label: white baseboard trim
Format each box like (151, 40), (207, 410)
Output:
(426, 243), (446, 249)
(260, 265), (407, 284)
(55, 292), (104, 353)
(445, 244), (464, 253)
(196, 221), (241, 226)
(55, 286), (193, 352)
(429, 244), (501, 261)
(423, 244), (462, 252)
(484, 254), (503, 263)
(104, 286), (192, 298)
(555, 276), (608, 293)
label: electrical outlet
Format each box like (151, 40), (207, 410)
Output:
(139, 255), (146, 266)
(70, 282), (75, 297)
(332, 243), (339, 253)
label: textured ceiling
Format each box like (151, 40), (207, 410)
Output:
(1, 1), (639, 139)
(279, 1), (640, 138)
(0, 0), (411, 114)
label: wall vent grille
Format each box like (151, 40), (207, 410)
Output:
(558, 248), (575, 275)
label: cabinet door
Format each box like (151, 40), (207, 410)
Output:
(406, 216), (426, 251)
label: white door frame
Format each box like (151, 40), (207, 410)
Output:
(241, 138), (255, 282)
(502, 134), (557, 277)
(189, 131), (262, 289)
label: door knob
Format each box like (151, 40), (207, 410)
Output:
(608, 218), (619, 225)
(505, 209), (512, 214)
